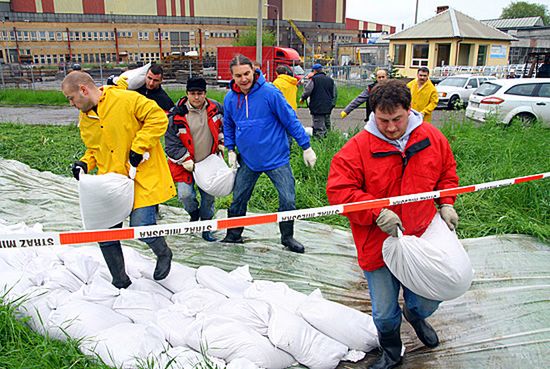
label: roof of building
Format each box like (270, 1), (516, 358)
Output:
(481, 16), (545, 29)
(388, 8), (516, 41)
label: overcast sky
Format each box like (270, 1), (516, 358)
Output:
(346, 0), (520, 29)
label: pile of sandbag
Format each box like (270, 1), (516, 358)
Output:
(0, 223), (378, 369)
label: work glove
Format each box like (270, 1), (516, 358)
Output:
(340, 111), (348, 119)
(129, 150), (143, 168)
(303, 147), (317, 168)
(71, 161), (87, 181)
(217, 144), (225, 154)
(376, 208), (404, 237)
(182, 158), (195, 172)
(440, 204), (459, 231)
(228, 150), (238, 169)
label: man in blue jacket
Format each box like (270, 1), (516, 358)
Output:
(221, 54), (317, 253)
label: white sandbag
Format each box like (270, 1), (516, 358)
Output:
(196, 265), (252, 298)
(298, 289), (378, 352)
(40, 264), (85, 292)
(72, 274), (121, 308)
(267, 306), (348, 369)
(0, 246), (39, 270)
(156, 346), (226, 369)
(244, 280), (308, 314)
(227, 357), (261, 369)
(206, 298), (271, 336)
(78, 172), (134, 230)
(171, 287), (228, 316)
(79, 322), (167, 369)
(128, 278), (174, 300)
(17, 287), (71, 334)
(47, 300), (131, 341)
(382, 213), (474, 301)
(152, 262), (199, 293)
(59, 253), (100, 284)
(0, 219), (43, 234)
(156, 305), (196, 346)
(186, 314), (295, 369)
(113, 289), (173, 323)
(193, 154), (236, 197)
(118, 62), (150, 90)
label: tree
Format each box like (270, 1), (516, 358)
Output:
(500, 1), (550, 25)
(232, 25), (276, 46)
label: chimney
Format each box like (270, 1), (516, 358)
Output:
(437, 6), (449, 14)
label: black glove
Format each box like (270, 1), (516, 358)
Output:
(71, 161), (87, 180)
(129, 150), (143, 167)
(106, 75), (116, 85)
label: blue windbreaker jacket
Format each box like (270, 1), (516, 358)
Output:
(223, 73), (311, 172)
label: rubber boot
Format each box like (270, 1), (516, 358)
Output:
(368, 329), (403, 369)
(200, 216), (217, 242)
(279, 220), (305, 253)
(403, 305), (439, 348)
(148, 237), (173, 280)
(188, 209), (200, 222)
(100, 243), (132, 289)
(221, 210), (244, 243)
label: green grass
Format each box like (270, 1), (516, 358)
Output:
(0, 118), (548, 240)
(0, 298), (111, 369)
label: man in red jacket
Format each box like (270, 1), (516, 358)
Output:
(326, 80), (459, 369)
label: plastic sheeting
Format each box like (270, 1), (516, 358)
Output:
(0, 158), (549, 369)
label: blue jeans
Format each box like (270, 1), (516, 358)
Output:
(99, 205), (160, 247)
(228, 160), (295, 217)
(177, 181), (215, 220)
(364, 266), (441, 335)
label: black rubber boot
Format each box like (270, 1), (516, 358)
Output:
(368, 329), (403, 369)
(99, 243), (132, 289)
(189, 209), (200, 222)
(403, 305), (439, 348)
(148, 237), (173, 280)
(279, 220), (305, 253)
(221, 227), (244, 243)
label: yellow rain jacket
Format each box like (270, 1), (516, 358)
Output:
(407, 78), (438, 123)
(78, 86), (176, 209)
(273, 74), (298, 111)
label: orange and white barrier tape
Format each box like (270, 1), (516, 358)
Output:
(1, 172), (548, 248)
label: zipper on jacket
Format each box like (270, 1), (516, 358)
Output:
(245, 95), (249, 119)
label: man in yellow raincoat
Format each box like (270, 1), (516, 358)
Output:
(273, 65), (298, 111)
(406, 67), (438, 123)
(62, 71), (176, 289)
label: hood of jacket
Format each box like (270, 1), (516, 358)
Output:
(364, 109), (423, 151)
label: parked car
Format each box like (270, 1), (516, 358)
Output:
(465, 78), (550, 125)
(436, 74), (496, 109)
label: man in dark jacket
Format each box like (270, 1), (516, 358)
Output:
(341, 68), (388, 121)
(300, 63), (337, 138)
(164, 77), (224, 242)
(136, 64), (175, 112)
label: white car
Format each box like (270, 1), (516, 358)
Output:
(436, 74), (496, 109)
(465, 78), (550, 125)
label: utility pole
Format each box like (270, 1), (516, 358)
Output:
(256, 0), (263, 64)
(265, 2), (279, 47)
(414, 0), (419, 24)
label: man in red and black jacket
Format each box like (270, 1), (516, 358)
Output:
(164, 77), (224, 242)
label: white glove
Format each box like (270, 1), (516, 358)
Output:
(303, 147), (317, 168)
(182, 159), (194, 172)
(440, 204), (459, 230)
(228, 150), (238, 169)
(217, 144), (225, 154)
(376, 208), (404, 237)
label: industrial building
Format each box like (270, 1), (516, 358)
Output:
(0, 0), (394, 66)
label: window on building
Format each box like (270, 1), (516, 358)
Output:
(48, 31), (55, 41)
(411, 44), (429, 67)
(393, 44), (406, 66)
(30, 31), (37, 41)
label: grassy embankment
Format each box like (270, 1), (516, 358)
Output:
(0, 85), (364, 109)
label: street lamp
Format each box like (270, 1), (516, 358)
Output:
(264, 2), (279, 47)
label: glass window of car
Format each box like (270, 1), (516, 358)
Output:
(466, 78), (478, 88)
(537, 83), (550, 98)
(438, 77), (468, 87)
(474, 82), (501, 96)
(506, 84), (537, 96)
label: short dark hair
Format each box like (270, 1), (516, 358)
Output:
(148, 64), (164, 76)
(276, 65), (293, 76)
(418, 67), (430, 75)
(369, 79), (411, 114)
(229, 54), (254, 73)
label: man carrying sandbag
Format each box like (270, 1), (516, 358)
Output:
(164, 76), (224, 242)
(326, 79), (459, 369)
(62, 71), (176, 289)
